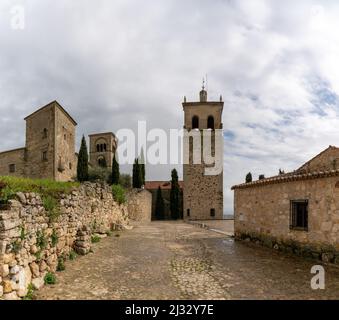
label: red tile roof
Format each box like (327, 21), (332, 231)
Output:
(231, 169), (339, 190)
(145, 181), (184, 190)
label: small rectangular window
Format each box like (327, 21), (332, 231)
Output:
(43, 128), (48, 139)
(290, 200), (308, 231)
(42, 151), (48, 161)
(210, 208), (216, 217)
(187, 209), (190, 217)
(9, 164), (15, 173)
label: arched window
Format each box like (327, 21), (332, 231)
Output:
(98, 156), (107, 167)
(104, 144), (107, 152)
(192, 116), (199, 129)
(96, 144), (100, 152)
(207, 116), (215, 130)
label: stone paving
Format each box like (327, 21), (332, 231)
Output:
(36, 221), (339, 300)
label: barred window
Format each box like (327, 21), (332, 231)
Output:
(290, 200), (308, 231)
(9, 164), (15, 173)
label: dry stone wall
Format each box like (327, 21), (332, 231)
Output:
(0, 182), (130, 300)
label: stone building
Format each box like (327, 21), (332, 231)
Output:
(182, 86), (224, 220)
(0, 101), (77, 181)
(89, 132), (118, 169)
(232, 146), (339, 262)
(145, 181), (184, 220)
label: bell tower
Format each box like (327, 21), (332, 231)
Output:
(88, 132), (117, 169)
(182, 84), (224, 220)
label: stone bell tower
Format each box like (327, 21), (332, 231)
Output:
(182, 83), (224, 220)
(88, 132), (118, 169)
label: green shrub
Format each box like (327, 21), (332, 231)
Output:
(91, 235), (101, 243)
(35, 250), (42, 262)
(44, 272), (56, 285)
(20, 226), (26, 241)
(36, 231), (47, 250)
(0, 176), (79, 196)
(0, 185), (15, 204)
(69, 250), (77, 260)
(51, 229), (58, 247)
(12, 240), (21, 254)
(43, 195), (60, 221)
(111, 184), (126, 205)
(23, 284), (35, 300)
(56, 257), (65, 272)
(119, 174), (132, 189)
(106, 231), (113, 237)
(88, 167), (111, 183)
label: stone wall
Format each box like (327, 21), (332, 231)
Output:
(298, 146), (339, 173)
(126, 189), (152, 223)
(0, 148), (26, 178)
(234, 176), (339, 263)
(54, 105), (77, 181)
(24, 102), (56, 180)
(0, 182), (129, 300)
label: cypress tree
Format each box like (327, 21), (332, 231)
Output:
(170, 169), (180, 220)
(132, 158), (142, 188)
(139, 148), (146, 186)
(246, 172), (252, 183)
(111, 153), (120, 185)
(77, 135), (89, 182)
(155, 186), (165, 220)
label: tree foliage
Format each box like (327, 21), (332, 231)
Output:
(111, 153), (120, 185)
(132, 158), (142, 188)
(77, 135), (89, 182)
(155, 186), (165, 220)
(170, 169), (180, 220)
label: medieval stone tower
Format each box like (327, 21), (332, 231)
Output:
(89, 132), (118, 169)
(0, 101), (78, 181)
(182, 85), (224, 220)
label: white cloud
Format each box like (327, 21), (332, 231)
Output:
(1, 1), (339, 214)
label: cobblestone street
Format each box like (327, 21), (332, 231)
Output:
(37, 222), (339, 300)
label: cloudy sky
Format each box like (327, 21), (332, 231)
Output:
(1, 0), (339, 214)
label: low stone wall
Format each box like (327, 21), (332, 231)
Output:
(126, 189), (152, 223)
(0, 182), (129, 300)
